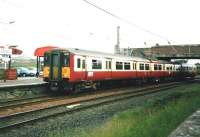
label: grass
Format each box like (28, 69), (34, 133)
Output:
(78, 83), (200, 137)
(11, 59), (36, 68)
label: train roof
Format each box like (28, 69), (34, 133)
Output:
(63, 48), (151, 62)
(50, 48), (175, 64)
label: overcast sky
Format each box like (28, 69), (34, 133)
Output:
(0, 0), (200, 57)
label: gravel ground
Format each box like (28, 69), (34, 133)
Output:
(0, 86), (183, 137)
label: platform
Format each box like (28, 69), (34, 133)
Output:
(0, 77), (46, 88)
(169, 109), (200, 137)
(0, 77), (47, 101)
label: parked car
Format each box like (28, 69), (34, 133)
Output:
(17, 67), (37, 77)
(29, 67), (37, 76)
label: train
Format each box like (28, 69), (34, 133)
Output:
(43, 48), (197, 92)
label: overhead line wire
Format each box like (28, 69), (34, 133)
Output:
(82, 0), (171, 43)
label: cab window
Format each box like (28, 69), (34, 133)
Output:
(44, 53), (50, 66)
(63, 53), (70, 67)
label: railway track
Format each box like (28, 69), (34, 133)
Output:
(0, 80), (196, 131)
(0, 95), (50, 109)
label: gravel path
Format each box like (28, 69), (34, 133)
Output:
(169, 109), (200, 137)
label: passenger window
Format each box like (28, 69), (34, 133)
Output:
(139, 63), (144, 70)
(124, 62), (130, 70)
(82, 60), (85, 69)
(158, 65), (162, 70)
(106, 61), (108, 69)
(92, 59), (102, 69)
(116, 62), (123, 70)
(154, 64), (157, 70)
(163, 65), (165, 71)
(106, 61), (112, 69)
(133, 63), (136, 70)
(145, 64), (150, 70)
(167, 67), (170, 70)
(109, 61), (111, 69)
(77, 58), (81, 68)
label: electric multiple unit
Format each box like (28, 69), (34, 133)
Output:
(43, 48), (197, 91)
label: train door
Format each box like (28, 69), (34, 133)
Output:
(81, 56), (87, 80)
(51, 53), (61, 81)
(105, 58), (112, 79)
(75, 56), (87, 81)
(145, 63), (150, 78)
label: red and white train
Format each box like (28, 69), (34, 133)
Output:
(43, 48), (197, 91)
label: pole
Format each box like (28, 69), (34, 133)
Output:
(8, 55), (11, 69)
(114, 26), (120, 55)
(36, 56), (39, 77)
(117, 26), (120, 46)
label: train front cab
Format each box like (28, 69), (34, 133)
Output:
(43, 50), (71, 91)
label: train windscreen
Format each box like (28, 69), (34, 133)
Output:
(44, 53), (50, 66)
(62, 53), (70, 67)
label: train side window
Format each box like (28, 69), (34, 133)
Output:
(124, 62), (130, 70)
(82, 60), (85, 69)
(116, 62), (123, 70)
(139, 63), (144, 70)
(145, 64), (150, 70)
(106, 61), (108, 69)
(166, 67), (169, 70)
(133, 63), (137, 70)
(109, 61), (111, 69)
(106, 61), (112, 69)
(154, 64), (157, 70)
(92, 59), (102, 69)
(158, 65), (162, 70)
(77, 58), (81, 68)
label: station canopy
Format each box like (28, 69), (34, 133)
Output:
(34, 46), (58, 57)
